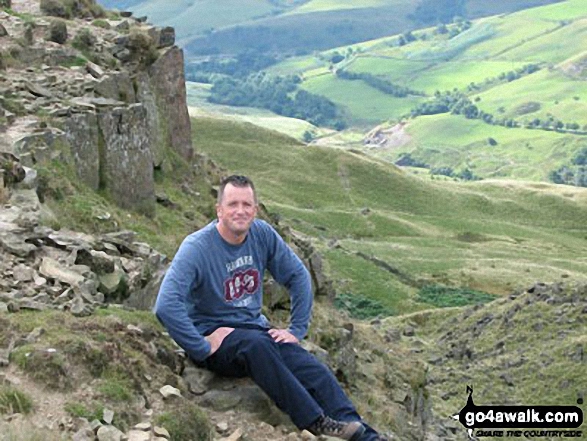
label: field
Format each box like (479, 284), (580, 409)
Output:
(301, 75), (422, 125)
(473, 69), (587, 127)
(257, 0), (587, 181)
(372, 114), (587, 181)
(192, 117), (587, 315)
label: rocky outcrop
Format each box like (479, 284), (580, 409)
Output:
(0, 5), (193, 214)
(98, 104), (155, 216)
(146, 46), (193, 163)
(0, 175), (167, 315)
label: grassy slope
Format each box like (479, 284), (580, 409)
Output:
(383, 283), (587, 440)
(192, 117), (587, 315)
(379, 114), (587, 181)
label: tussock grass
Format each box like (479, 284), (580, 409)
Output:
(0, 386), (33, 415)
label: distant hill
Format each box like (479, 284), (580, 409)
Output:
(97, 0), (562, 57)
(263, 0), (587, 182)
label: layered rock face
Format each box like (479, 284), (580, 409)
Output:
(0, 1), (193, 215)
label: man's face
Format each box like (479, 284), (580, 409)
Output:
(216, 184), (258, 240)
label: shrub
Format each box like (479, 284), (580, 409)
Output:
(127, 29), (159, 66)
(12, 348), (72, 390)
(417, 285), (496, 308)
(46, 18), (67, 44)
(72, 28), (96, 51)
(40, 0), (67, 18)
(92, 19), (110, 29)
(155, 402), (213, 441)
(334, 293), (393, 319)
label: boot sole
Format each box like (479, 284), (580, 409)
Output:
(349, 424), (366, 441)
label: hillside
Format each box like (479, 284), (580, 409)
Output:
(97, 0), (561, 57)
(257, 0), (587, 182)
(192, 117), (587, 316)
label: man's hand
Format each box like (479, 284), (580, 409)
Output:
(268, 328), (299, 344)
(205, 327), (235, 356)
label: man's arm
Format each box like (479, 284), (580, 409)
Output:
(263, 223), (313, 341)
(154, 238), (213, 362)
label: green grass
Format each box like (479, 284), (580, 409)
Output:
(384, 114), (587, 181)
(155, 403), (212, 441)
(384, 282), (587, 441)
(474, 68), (587, 126)
(416, 284), (497, 307)
(407, 60), (530, 93)
(0, 386), (33, 415)
(192, 117), (587, 314)
(256, 0), (587, 184)
(287, 0), (390, 14)
(301, 74), (423, 125)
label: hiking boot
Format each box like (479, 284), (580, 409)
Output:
(307, 415), (366, 440)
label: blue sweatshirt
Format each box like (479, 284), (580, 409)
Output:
(154, 219), (313, 362)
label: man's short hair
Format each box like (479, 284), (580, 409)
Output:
(217, 175), (257, 204)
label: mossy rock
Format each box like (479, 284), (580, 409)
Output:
(46, 19), (68, 44)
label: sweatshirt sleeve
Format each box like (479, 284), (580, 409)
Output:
(154, 237), (212, 362)
(263, 223), (313, 340)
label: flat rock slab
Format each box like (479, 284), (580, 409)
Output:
(25, 81), (53, 98)
(40, 256), (84, 286)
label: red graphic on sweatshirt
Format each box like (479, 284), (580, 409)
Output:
(224, 269), (260, 302)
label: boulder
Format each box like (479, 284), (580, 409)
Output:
(98, 267), (126, 298)
(159, 385), (181, 399)
(97, 104), (155, 216)
(0, 232), (37, 257)
(146, 46), (193, 161)
(94, 73), (135, 103)
(96, 425), (125, 441)
(86, 61), (104, 78)
(40, 256), (85, 286)
(127, 431), (150, 441)
(63, 112), (100, 190)
(0, 23), (8, 37)
(158, 27), (175, 48)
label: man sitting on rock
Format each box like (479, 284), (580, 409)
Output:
(155, 175), (387, 441)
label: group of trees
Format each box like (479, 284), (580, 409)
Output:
(208, 73), (346, 129)
(466, 64), (541, 93)
(408, 0), (466, 26)
(336, 70), (424, 98)
(185, 48), (347, 130)
(410, 89), (584, 134)
(549, 148), (587, 187)
(185, 51), (279, 82)
(394, 153), (480, 181)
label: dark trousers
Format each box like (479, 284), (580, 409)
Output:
(202, 327), (379, 440)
